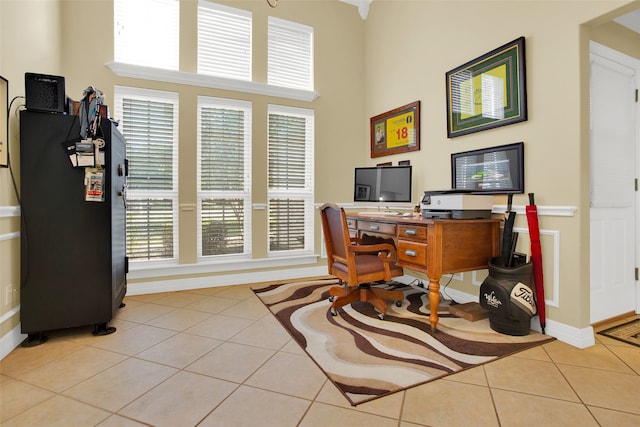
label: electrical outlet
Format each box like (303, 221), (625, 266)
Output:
(5, 286), (18, 306)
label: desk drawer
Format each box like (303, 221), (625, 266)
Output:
(398, 224), (427, 240)
(346, 218), (357, 230)
(397, 240), (428, 267)
(358, 220), (396, 236)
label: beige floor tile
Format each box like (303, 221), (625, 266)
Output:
(605, 344), (640, 374)
(299, 402), (398, 427)
(88, 324), (177, 356)
(16, 346), (127, 392)
(588, 406), (640, 427)
(124, 292), (173, 303)
(314, 380), (405, 419)
(246, 351), (327, 400)
(150, 291), (208, 307)
(492, 389), (599, 427)
(280, 338), (306, 355)
(183, 295), (241, 314)
(199, 385), (310, 427)
(145, 307), (212, 331)
(183, 286), (230, 297)
(484, 355), (579, 401)
(114, 300), (176, 324)
(403, 380), (499, 427)
(213, 284), (256, 300)
(0, 378), (55, 423)
(0, 339), (82, 378)
(544, 340), (636, 373)
(558, 364), (640, 414)
(63, 357), (177, 412)
(136, 332), (223, 368)
(184, 313), (254, 340)
(2, 395), (110, 427)
(119, 371), (237, 427)
(228, 316), (293, 350)
(186, 341), (274, 382)
(62, 318), (138, 346)
(313, 380), (353, 407)
(220, 296), (270, 320)
(511, 343), (552, 361)
(445, 364), (487, 386)
(97, 414), (150, 426)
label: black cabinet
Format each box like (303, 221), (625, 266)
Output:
(19, 110), (127, 344)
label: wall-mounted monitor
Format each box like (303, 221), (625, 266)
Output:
(451, 142), (524, 194)
(354, 165), (412, 202)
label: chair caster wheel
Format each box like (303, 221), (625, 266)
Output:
(395, 301), (402, 307)
(377, 313), (385, 320)
(331, 308), (338, 316)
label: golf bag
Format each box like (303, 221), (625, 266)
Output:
(480, 257), (537, 336)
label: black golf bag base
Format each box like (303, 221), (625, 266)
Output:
(487, 313), (531, 336)
(480, 257), (537, 336)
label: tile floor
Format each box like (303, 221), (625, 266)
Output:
(1, 282), (639, 427)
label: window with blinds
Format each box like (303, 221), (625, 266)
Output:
(268, 17), (314, 91)
(198, 1), (252, 81)
(198, 97), (252, 257)
(114, 0), (179, 70)
(267, 105), (314, 254)
(114, 87), (179, 261)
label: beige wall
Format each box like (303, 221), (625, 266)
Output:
(0, 0), (63, 343)
(361, 0), (640, 330)
(1, 0), (639, 350)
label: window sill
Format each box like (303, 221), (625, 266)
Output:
(106, 62), (319, 102)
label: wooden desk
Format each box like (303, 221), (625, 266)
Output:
(346, 213), (500, 331)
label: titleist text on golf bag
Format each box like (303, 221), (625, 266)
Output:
(480, 257), (537, 336)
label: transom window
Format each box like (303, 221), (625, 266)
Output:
(114, 0), (179, 70)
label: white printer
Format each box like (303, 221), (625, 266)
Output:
(421, 190), (493, 219)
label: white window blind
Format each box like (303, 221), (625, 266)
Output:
(198, 0), (252, 81)
(114, 0), (179, 70)
(114, 87), (179, 261)
(197, 97), (252, 258)
(267, 105), (314, 255)
(268, 17), (314, 91)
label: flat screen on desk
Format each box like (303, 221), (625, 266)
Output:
(354, 165), (412, 202)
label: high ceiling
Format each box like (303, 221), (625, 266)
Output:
(340, 0), (640, 31)
(614, 8), (640, 34)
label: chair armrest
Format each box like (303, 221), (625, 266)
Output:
(348, 243), (396, 260)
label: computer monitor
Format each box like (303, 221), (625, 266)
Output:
(354, 165), (412, 203)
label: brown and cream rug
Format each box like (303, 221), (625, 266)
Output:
(252, 277), (554, 406)
(598, 318), (640, 348)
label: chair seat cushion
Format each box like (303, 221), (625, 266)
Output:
(331, 254), (402, 278)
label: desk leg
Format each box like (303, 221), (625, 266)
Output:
(428, 277), (440, 331)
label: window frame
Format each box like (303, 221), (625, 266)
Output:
(197, 96), (253, 260)
(267, 104), (315, 257)
(113, 86), (180, 264)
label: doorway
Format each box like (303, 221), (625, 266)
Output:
(589, 41), (640, 323)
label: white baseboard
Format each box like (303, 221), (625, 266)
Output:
(0, 324), (26, 361)
(127, 266), (328, 295)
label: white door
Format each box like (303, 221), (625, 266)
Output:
(590, 42), (639, 323)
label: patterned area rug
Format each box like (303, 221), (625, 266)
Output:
(598, 318), (640, 348)
(252, 277), (554, 406)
